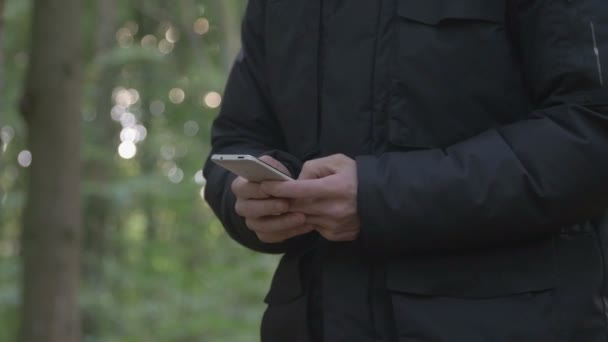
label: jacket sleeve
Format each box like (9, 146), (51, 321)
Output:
(203, 0), (317, 254)
(357, 0), (608, 254)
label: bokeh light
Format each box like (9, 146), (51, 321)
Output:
(203, 91), (222, 108)
(168, 166), (184, 183)
(194, 170), (206, 185)
(1, 126), (15, 143)
(158, 39), (174, 55)
(160, 145), (176, 160)
(17, 150), (32, 168)
(165, 27), (180, 43)
(118, 141), (137, 159)
(120, 127), (138, 142)
(124, 21), (139, 35)
(116, 27), (134, 48)
(150, 100), (165, 116)
(141, 35), (157, 50)
(184, 121), (199, 137)
(111, 105), (125, 121)
(120, 112), (137, 128)
(134, 125), (147, 141)
(1, 126), (15, 152)
(113, 87), (139, 108)
(193, 18), (210, 35)
(169, 88), (186, 104)
(128, 89), (140, 104)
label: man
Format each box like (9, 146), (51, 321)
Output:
(203, 0), (608, 341)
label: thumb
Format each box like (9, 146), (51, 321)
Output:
(258, 155), (292, 177)
(299, 157), (337, 180)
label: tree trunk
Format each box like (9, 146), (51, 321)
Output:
(18, 0), (82, 341)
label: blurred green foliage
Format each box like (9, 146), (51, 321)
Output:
(0, 0), (279, 341)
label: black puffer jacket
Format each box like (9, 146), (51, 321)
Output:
(204, 0), (608, 341)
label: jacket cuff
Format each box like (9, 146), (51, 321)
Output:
(356, 155), (388, 253)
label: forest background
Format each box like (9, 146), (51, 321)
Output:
(0, 1), (278, 341)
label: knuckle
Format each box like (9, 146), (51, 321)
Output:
(326, 203), (346, 218)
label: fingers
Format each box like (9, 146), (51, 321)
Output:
(298, 154), (350, 180)
(290, 199), (353, 217)
(305, 215), (360, 242)
(304, 215), (334, 230)
(246, 212), (306, 234)
(260, 178), (332, 199)
(231, 155), (293, 200)
(235, 198), (290, 218)
(298, 157), (336, 180)
(235, 154), (359, 243)
(231, 176), (268, 199)
(306, 219), (354, 241)
(258, 155), (292, 176)
(259, 154), (355, 199)
(247, 213), (314, 243)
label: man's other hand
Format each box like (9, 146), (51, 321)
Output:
(261, 154), (360, 242)
(231, 155), (314, 243)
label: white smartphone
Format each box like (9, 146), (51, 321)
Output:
(211, 154), (293, 182)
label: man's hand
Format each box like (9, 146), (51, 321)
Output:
(231, 155), (314, 243)
(261, 154), (360, 242)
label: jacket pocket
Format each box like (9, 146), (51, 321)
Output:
(263, 252), (304, 304)
(389, 0), (518, 149)
(261, 251), (311, 342)
(386, 238), (557, 341)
